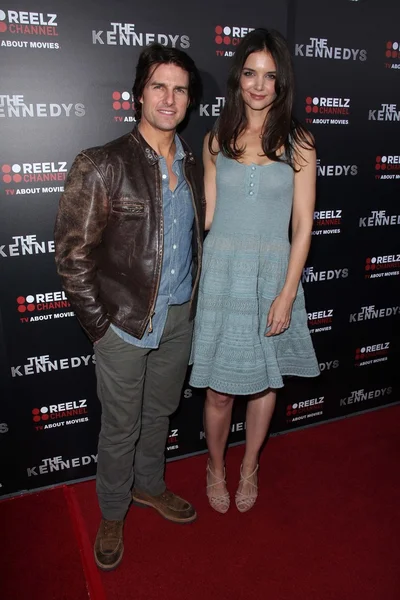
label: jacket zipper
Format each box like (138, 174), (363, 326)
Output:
(183, 157), (202, 304)
(147, 164), (163, 335)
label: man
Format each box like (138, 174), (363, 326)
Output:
(54, 44), (204, 571)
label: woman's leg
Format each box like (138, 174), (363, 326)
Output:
(204, 388), (234, 493)
(239, 389), (277, 496)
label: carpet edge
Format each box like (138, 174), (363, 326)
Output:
(63, 485), (107, 600)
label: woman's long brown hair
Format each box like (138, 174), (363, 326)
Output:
(209, 28), (314, 170)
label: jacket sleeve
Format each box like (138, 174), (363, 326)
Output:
(54, 152), (110, 342)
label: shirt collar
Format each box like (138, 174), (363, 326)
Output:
(173, 135), (186, 161)
(131, 125), (191, 165)
(158, 134), (185, 164)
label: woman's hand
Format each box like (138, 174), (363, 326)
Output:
(265, 293), (294, 337)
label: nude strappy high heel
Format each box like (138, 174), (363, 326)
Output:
(206, 460), (230, 514)
(235, 464), (259, 513)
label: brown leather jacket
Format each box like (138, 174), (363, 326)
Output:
(54, 127), (205, 342)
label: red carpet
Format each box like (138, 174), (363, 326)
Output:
(0, 487), (89, 600)
(1, 406), (400, 600)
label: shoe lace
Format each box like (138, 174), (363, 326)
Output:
(159, 489), (172, 500)
(103, 520), (120, 537)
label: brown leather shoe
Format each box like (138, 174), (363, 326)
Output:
(94, 519), (124, 571)
(131, 488), (197, 523)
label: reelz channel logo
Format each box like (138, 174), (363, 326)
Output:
(375, 155), (400, 180)
(305, 96), (350, 126)
(340, 386), (392, 407)
(0, 9), (59, 50)
(112, 90), (135, 123)
(0, 234), (54, 258)
(27, 454), (97, 477)
(16, 290), (74, 323)
(0, 94), (85, 118)
(384, 41), (400, 70)
(92, 22), (190, 48)
(308, 309), (334, 334)
(1, 160), (68, 196)
(214, 25), (254, 57)
(199, 96), (225, 117)
(295, 37), (367, 61)
(364, 254), (400, 279)
(312, 208), (342, 236)
(11, 353), (96, 378)
(166, 428), (179, 452)
(354, 342), (390, 368)
(286, 396), (324, 424)
(32, 399), (89, 431)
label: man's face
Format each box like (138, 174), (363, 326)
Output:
(139, 63), (190, 132)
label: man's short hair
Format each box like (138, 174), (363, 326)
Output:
(132, 44), (202, 120)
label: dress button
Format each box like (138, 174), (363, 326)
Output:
(171, 269), (175, 274)
(162, 174), (167, 180)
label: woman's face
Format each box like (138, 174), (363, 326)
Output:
(240, 50), (277, 113)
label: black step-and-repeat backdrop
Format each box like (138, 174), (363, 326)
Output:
(0, 0), (399, 497)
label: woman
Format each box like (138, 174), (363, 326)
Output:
(189, 28), (320, 514)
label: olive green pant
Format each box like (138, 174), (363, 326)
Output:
(94, 303), (193, 521)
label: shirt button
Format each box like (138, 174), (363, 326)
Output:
(171, 269), (175, 274)
(250, 182), (254, 187)
(250, 174), (254, 178)
(249, 191), (254, 196)
(173, 219), (177, 224)
(251, 166), (256, 171)
(162, 174), (167, 180)
(173, 244), (177, 250)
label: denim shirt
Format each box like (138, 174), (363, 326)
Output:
(111, 135), (194, 348)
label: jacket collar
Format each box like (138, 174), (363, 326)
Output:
(130, 124), (195, 165)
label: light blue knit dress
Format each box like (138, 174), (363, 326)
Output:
(189, 153), (320, 395)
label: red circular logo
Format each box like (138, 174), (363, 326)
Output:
(16, 296), (36, 313)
